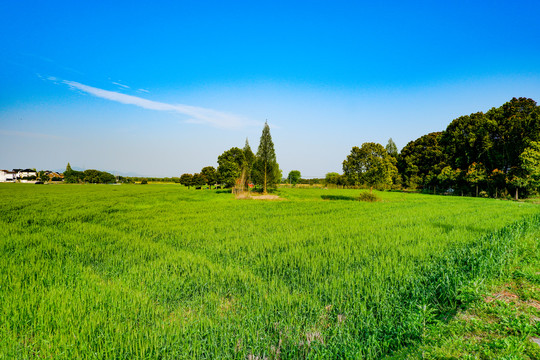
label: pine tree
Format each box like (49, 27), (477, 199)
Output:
(253, 121), (279, 194)
(243, 138), (255, 187)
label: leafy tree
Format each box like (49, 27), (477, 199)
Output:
(287, 170), (301, 185)
(489, 169), (506, 198)
(343, 142), (397, 192)
(64, 162), (81, 183)
(437, 166), (458, 191)
(325, 172), (342, 186)
(519, 141), (540, 192)
(466, 162), (487, 197)
(252, 121), (280, 193)
(217, 147), (245, 188)
(192, 173), (207, 187)
(441, 112), (497, 171)
(179, 173), (193, 188)
(201, 166), (217, 186)
(397, 132), (445, 189)
(386, 138), (398, 157)
(507, 168), (528, 200)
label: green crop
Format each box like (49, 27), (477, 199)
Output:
(0, 184), (538, 359)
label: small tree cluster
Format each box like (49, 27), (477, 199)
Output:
(215, 121), (281, 193)
(179, 166), (217, 188)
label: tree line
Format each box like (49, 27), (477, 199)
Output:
(333, 97), (540, 199)
(64, 163), (116, 184)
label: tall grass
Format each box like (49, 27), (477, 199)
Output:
(0, 184), (538, 358)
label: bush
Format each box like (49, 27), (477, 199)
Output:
(141, 179), (148, 184)
(479, 190), (489, 198)
(358, 191), (380, 202)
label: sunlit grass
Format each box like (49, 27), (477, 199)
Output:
(0, 184), (538, 358)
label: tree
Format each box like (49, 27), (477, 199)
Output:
(437, 166), (458, 192)
(386, 138), (398, 157)
(489, 169), (506, 198)
(325, 172), (341, 186)
(217, 147), (245, 188)
(397, 132), (445, 189)
(287, 170), (301, 185)
(192, 173), (207, 187)
(466, 162), (487, 197)
(243, 139), (255, 186)
(253, 121), (280, 194)
(201, 166), (217, 186)
(519, 141), (540, 192)
(64, 162), (81, 183)
(343, 142), (397, 192)
(179, 173), (194, 188)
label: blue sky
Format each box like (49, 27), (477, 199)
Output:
(1, 1), (539, 177)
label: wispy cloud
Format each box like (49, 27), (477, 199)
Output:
(137, 88), (149, 93)
(0, 129), (65, 140)
(62, 80), (252, 129)
(112, 81), (130, 89)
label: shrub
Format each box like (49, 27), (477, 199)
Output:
(479, 190), (489, 198)
(358, 191), (380, 202)
(141, 179), (148, 184)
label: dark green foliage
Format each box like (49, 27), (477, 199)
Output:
(243, 139), (255, 186)
(253, 121), (280, 193)
(179, 173), (193, 188)
(140, 179), (148, 184)
(201, 166), (217, 185)
(217, 147), (245, 188)
(63, 163), (114, 184)
(287, 170), (301, 185)
(81, 169), (116, 184)
(192, 173), (207, 187)
(398, 132), (445, 189)
(399, 98), (540, 197)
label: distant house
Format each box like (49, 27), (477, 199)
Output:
(0, 170), (17, 182)
(47, 171), (64, 181)
(17, 169), (37, 180)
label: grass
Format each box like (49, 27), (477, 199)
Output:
(387, 226), (540, 359)
(0, 184), (539, 359)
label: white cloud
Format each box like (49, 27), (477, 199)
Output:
(62, 80), (252, 129)
(137, 88), (149, 93)
(112, 81), (130, 89)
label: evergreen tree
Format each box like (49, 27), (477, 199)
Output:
(386, 138), (398, 157)
(243, 138), (255, 186)
(253, 121), (279, 194)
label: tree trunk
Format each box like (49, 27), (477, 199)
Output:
(370, 186), (373, 194)
(515, 188), (518, 201)
(263, 162), (267, 195)
(476, 184), (478, 197)
(495, 187), (498, 198)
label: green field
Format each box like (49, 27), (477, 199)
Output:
(1, 184), (539, 359)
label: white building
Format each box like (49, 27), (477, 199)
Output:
(16, 169), (37, 179)
(0, 170), (17, 182)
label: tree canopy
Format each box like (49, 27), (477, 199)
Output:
(217, 147), (245, 188)
(287, 170), (301, 185)
(343, 142), (397, 191)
